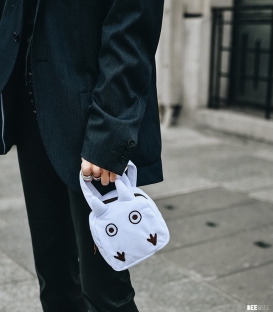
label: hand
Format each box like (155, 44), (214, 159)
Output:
(81, 157), (117, 186)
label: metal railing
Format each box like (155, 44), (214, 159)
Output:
(209, 6), (273, 119)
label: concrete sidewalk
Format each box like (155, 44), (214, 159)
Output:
(0, 126), (273, 312)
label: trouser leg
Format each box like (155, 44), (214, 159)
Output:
(68, 186), (139, 312)
(16, 87), (139, 312)
(16, 101), (88, 312)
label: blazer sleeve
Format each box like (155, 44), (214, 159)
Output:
(80, 0), (165, 175)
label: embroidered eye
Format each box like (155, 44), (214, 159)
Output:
(129, 211), (142, 224)
(105, 224), (118, 237)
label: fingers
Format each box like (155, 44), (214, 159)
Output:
(92, 165), (102, 178)
(81, 157), (117, 185)
(101, 170), (117, 185)
(81, 158), (102, 177)
(110, 172), (117, 183)
(101, 170), (109, 186)
(81, 158), (93, 176)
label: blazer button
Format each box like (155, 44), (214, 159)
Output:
(120, 155), (127, 164)
(13, 32), (20, 42)
(128, 139), (135, 147)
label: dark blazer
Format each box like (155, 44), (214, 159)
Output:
(0, 0), (164, 192)
(0, 1), (5, 20)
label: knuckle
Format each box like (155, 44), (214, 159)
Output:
(81, 166), (92, 175)
(81, 161), (91, 169)
(93, 168), (101, 176)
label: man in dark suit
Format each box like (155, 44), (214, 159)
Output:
(0, 0), (164, 311)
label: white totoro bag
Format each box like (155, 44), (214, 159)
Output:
(79, 161), (170, 271)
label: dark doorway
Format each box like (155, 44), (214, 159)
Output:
(209, 2), (273, 119)
(237, 0), (273, 5)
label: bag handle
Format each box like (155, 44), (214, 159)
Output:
(79, 160), (137, 200)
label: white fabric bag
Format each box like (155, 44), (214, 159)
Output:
(79, 161), (170, 271)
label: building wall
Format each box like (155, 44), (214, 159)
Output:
(156, 0), (184, 125)
(156, 0), (234, 125)
(211, 0), (233, 6)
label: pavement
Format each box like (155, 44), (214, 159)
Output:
(0, 125), (273, 312)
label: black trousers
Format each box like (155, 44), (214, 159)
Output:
(15, 71), (139, 312)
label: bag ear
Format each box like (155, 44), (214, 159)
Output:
(90, 196), (108, 216)
(115, 177), (135, 201)
(126, 161), (137, 187)
(118, 171), (134, 190)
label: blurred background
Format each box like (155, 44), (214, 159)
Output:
(0, 0), (273, 311)
(158, 0), (273, 132)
